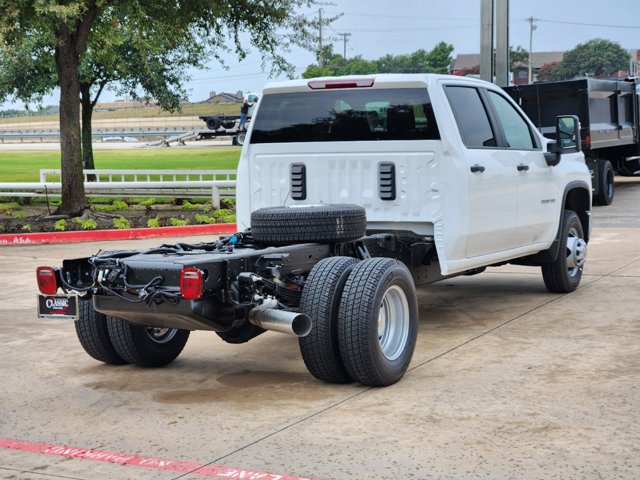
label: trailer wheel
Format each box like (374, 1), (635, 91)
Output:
(236, 131), (246, 146)
(106, 317), (190, 367)
(595, 160), (614, 205)
(206, 117), (221, 130)
(251, 204), (366, 245)
(299, 257), (358, 384)
(74, 300), (127, 365)
(338, 258), (418, 387)
(541, 210), (587, 293)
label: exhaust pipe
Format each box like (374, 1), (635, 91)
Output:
(249, 306), (312, 337)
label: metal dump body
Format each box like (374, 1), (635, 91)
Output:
(504, 78), (639, 151)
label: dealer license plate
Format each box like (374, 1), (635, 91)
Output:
(37, 294), (79, 320)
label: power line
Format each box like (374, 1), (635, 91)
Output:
(536, 18), (640, 30)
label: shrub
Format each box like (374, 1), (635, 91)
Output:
(147, 217), (161, 228)
(139, 198), (156, 206)
(218, 214), (236, 224)
(194, 213), (216, 224)
(94, 204), (117, 213)
(112, 200), (129, 211)
(14, 212), (26, 219)
(212, 208), (232, 220)
(112, 217), (132, 229)
(169, 217), (189, 226)
(54, 219), (67, 231)
(181, 200), (199, 210)
(21, 224), (31, 232)
(74, 217), (97, 230)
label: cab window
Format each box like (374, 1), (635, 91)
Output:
(445, 86), (497, 148)
(486, 90), (536, 149)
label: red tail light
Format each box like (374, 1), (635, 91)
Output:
(180, 267), (203, 300)
(307, 78), (375, 89)
(585, 135), (590, 145)
(36, 266), (58, 294)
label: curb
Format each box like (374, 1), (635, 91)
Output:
(0, 223), (238, 246)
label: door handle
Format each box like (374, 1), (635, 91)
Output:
(517, 164), (530, 171)
(470, 164), (485, 173)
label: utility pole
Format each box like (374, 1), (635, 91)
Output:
(338, 32), (351, 59)
(480, 0), (494, 82)
(318, 8), (324, 67)
(528, 16), (537, 84)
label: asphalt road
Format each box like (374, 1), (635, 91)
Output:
(0, 177), (638, 480)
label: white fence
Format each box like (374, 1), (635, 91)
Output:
(0, 169), (237, 208)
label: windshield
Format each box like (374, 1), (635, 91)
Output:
(250, 88), (439, 143)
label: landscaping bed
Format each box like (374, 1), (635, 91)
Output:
(0, 198), (236, 234)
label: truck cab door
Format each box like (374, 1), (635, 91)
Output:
(483, 90), (559, 247)
(444, 85), (521, 258)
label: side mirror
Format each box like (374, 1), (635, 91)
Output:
(556, 115), (581, 153)
(544, 115), (581, 167)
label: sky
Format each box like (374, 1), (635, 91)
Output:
(3, 0), (640, 110)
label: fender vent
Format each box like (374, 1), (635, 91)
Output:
(378, 163), (396, 200)
(290, 164), (306, 200)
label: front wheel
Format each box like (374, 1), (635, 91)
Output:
(107, 317), (190, 367)
(541, 210), (587, 293)
(338, 258), (418, 387)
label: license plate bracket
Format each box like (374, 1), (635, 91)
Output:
(37, 294), (79, 320)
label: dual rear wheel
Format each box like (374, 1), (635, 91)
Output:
(75, 301), (189, 367)
(299, 257), (418, 387)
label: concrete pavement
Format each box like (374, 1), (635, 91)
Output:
(0, 179), (638, 480)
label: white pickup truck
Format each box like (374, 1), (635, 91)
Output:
(37, 74), (592, 387)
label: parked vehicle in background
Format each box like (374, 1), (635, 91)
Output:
(505, 78), (640, 206)
(198, 92), (260, 146)
(37, 75), (591, 387)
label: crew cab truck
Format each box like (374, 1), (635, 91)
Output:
(505, 77), (640, 206)
(37, 74), (592, 387)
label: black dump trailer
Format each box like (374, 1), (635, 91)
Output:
(505, 78), (640, 205)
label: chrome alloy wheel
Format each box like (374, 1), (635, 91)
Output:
(566, 226), (587, 278)
(145, 327), (178, 344)
(377, 285), (410, 361)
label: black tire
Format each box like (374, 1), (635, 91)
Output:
(206, 117), (221, 130)
(106, 317), (190, 367)
(236, 131), (246, 146)
(595, 160), (614, 205)
(75, 300), (127, 365)
(299, 257), (359, 384)
(251, 204), (367, 245)
(216, 323), (265, 344)
(338, 258), (418, 387)
(222, 120), (236, 129)
(541, 210), (587, 293)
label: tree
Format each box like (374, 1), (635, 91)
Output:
(0, 1), (322, 216)
(509, 46), (529, 70)
(302, 42), (454, 78)
(551, 38), (630, 79)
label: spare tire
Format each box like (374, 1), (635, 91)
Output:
(251, 204), (366, 245)
(206, 117), (221, 130)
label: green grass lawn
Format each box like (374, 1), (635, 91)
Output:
(0, 103), (239, 125)
(0, 147), (241, 182)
